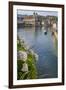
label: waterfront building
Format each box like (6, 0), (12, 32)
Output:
(17, 12), (58, 28)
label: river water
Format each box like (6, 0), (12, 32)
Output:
(17, 26), (58, 79)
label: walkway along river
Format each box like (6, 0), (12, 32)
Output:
(17, 26), (58, 79)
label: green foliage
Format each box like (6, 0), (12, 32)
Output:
(17, 60), (23, 72)
(17, 38), (37, 80)
(17, 42), (26, 51)
(27, 53), (37, 79)
(17, 71), (28, 80)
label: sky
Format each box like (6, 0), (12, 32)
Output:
(17, 9), (58, 16)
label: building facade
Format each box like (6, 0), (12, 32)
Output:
(17, 12), (58, 28)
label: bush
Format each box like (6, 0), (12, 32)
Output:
(17, 38), (38, 80)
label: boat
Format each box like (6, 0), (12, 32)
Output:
(43, 30), (47, 35)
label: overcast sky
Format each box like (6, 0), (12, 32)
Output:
(17, 9), (58, 16)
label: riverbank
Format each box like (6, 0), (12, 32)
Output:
(17, 36), (38, 80)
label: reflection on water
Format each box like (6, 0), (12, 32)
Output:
(17, 26), (58, 79)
